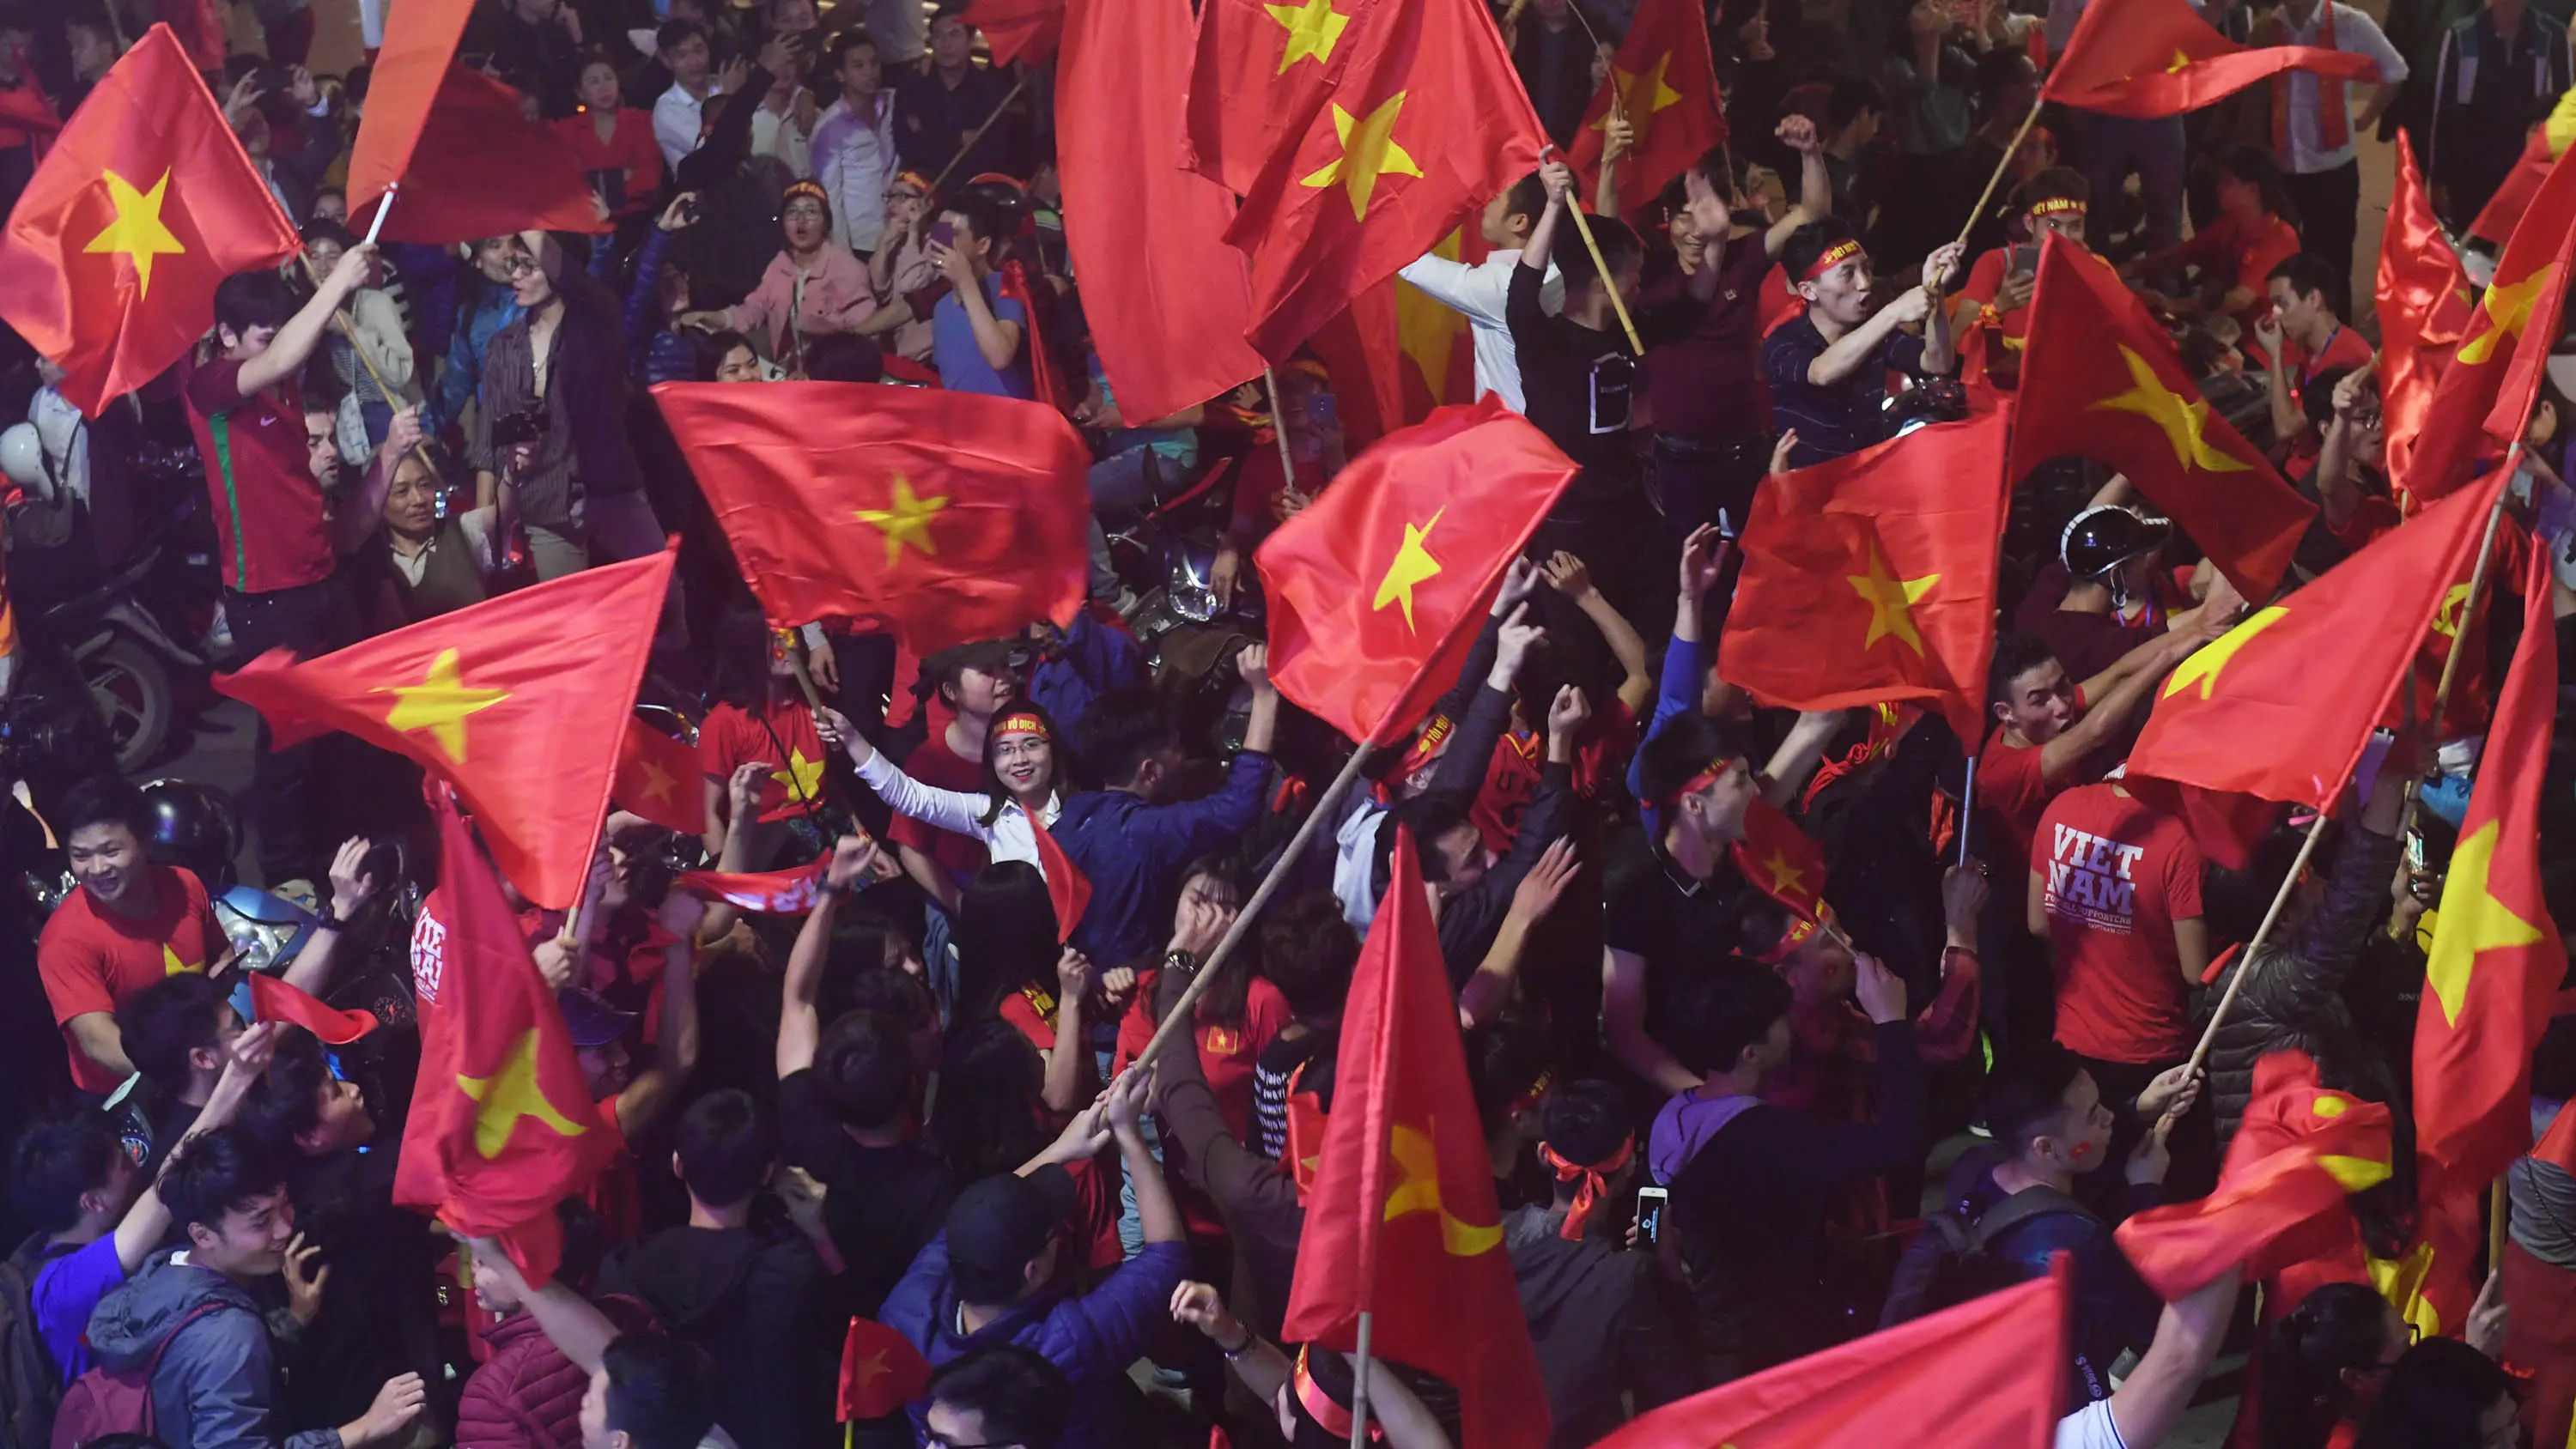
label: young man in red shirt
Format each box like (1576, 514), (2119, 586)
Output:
(1947, 167), (2092, 388)
(36, 777), (227, 1097)
(190, 252), (402, 886)
(2255, 252), (2376, 475)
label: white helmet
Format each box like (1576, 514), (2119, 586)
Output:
(0, 422), (48, 496)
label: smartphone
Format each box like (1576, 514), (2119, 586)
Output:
(927, 219), (957, 252)
(1635, 1185), (1669, 1248)
(2008, 243), (2039, 278)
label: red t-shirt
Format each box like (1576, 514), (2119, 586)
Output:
(697, 696), (828, 824)
(1469, 698), (1637, 854)
(2277, 324), (2375, 469)
(2036, 784), (2206, 1064)
(184, 355), (333, 595)
(2172, 212), (2301, 338)
(885, 731), (989, 882)
(38, 865), (224, 1093)
(1113, 972), (1292, 1143)
(1975, 727), (2057, 897)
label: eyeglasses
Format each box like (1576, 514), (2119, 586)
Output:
(504, 254), (541, 277)
(922, 1434), (1018, 1449)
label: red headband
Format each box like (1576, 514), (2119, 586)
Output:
(1801, 239), (1863, 282)
(1510, 1067), (1554, 1119)
(1540, 1135), (1635, 1242)
(1387, 712), (1454, 788)
(993, 712), (1049, 741)
(1295, 1346), (1382, 1441)
(1659, 755), (1744, 809)
(782, 179), (829, 209)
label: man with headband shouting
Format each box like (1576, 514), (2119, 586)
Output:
(1764, 217), (1964, 470)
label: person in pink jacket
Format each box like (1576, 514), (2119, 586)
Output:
(680, 179), (901, 373)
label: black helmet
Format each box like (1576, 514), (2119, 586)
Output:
(136, 779), (241, 889)
(2060, 506), (2171, 579)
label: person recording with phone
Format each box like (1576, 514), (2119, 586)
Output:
(1947, 168), (2092, 389)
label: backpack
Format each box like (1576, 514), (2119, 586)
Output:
(1, 1234), (68, 1449)
(1879, 1184), (2095, 1329)
(48, 1301), (235, 1449)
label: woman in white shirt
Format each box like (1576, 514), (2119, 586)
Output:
(814, 700), (1066, 872)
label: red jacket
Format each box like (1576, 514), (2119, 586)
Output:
(456, 1295), (653, 1449)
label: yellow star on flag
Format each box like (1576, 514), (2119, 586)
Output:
(1264, 0), (1350, 72)
(456, 1027), (590, 1158)
(1844, 541), (1938, 654)
(854, 476), (947, 567)
(380, 649), (509, 765)
(1301, 93), (1423, 221)
(2166, 47), (2193, 72)
(2457, 264), (2555, 366)
(2089, 344), (2251, 473)
(162, 943), (202, 975)
(2161, 605), (2289, 700)
(635, 755), (679, 806)
(1758, 849), (1807, 898)
(1372, 507), (1444, 630)
(2429, 582), (2473, 639)
(772, 746), (826, 801)
(1384, 1120), (1503, 1256)
(2423, 819), (2546, 1026)
(83, 169), (186, 300)
(1592, 51), (1682, 131)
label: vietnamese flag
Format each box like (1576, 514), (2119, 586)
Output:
(250, 973), (382, 1046)
(1056, 0), (1264, 426)
(217, 548), (675, 910)
(1731, 795), (1829, 920)
(677, 852), (831, 914)
(614, 717), (703, 835)
(1222, 0), (1546, 360)
(2379, 134), (2476, 486)
(344, 0), (605, 243)
(1028, 817), (1093, 944)
(395, 785), (615, 1283)
(1721, 409), (2009, 742)
(2117, 1052), (2395, 1298)
(1280, 831), (1551, 1449)
(965, 0), (1066, 66)
(2401, 135), (2576, 506)
(1182, 0), (1363, 194)
(1256, 397), (1575, 745)
(838, 1319), (933, 1422)
(1565, 0), (1724, 216)
(2012, 236), (2314, 600)
(1591, 1262), (2067, 1449)
(653, 382), (1091, 655)
(2124, 468), (2509, 837)
(2413, 533), (2567, 1195)
(0, 26), (301, 417)
(2041, 0), (2375, 118)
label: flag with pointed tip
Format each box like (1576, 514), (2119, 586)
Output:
(2042, 0), (2376, 117)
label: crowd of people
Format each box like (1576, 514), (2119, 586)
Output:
(0, 0), (2573, 1446)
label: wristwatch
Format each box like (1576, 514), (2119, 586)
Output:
(1163, 949), (1199, 974)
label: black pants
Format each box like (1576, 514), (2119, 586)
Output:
(2283, 160), (2361, 319)
(1649, 431), (1774, 540)
(228, 576), (346, 884)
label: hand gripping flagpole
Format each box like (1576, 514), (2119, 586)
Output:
(363, 180), (398, 246)
(1544, 149), (1644, 354)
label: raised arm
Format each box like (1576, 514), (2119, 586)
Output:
(1544, 551), (1651, 714)
(464, 1238), (623, 1374)
(779, 835), (879, 1079)
(1765, 115), (1832, 258)
(118, 1024), (278, 1271)
(278, 835), (386, 997)
(240, 244), (377, 397)
(614, 887), (706, 1140)
(817, 706), (994, 837)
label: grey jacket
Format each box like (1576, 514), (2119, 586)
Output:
(85, 1251), (339, 1449)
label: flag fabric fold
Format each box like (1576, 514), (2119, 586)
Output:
(0, 25), (302, 416)
(2041, 0), (2377, 118)
(676, 853), (832, 914)
(653, 382), (1092, 653)
(216, 548), (675, 909)
(1256, 397), (1576, 745)
(1280, 830), (1552, 1449)
(965, 0), (1066, 67)
(614, 717), (706, 835)
(1564, 0), (1724, 214)
(837, 1318), (934, 1422)
(250, 972), (382, 1046)
(1730, 795), (1831, 921)
(2011, 235), (2314, 600)
(2378, 133), (2476, 486)
(1720, 409), (2009, 741)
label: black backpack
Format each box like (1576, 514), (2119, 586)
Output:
(1880, 1184), (2095, 1329)
(0, 1233), (70, 1449)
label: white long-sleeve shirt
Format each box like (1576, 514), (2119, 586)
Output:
(857, 750), (1060, 874)
(811, 92), (900, 252)
(1395, 251), (1563, 413)
(653, 81), (724, 173)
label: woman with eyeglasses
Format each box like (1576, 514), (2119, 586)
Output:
(678, 179), (903, 373)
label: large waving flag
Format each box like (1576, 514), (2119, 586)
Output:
(394, 786), (616, 1282)
(2010, 235), (2314, 601)
(218, 548), (674, 908)
(0, 26), (301, 416)
(1257, 397), (1575, 745)
(1564, 0), (1724, 213)
(653, 383), (1092, 654)
(1281, 831), (1551, 1449)
(2414, 533), (2567, 1193)
(1720, 409), (2008, 742)
(345, 0), (605, 241)
(2379, 134), (2476, 486)
(2042, 0), (2377, 117)
(1591, 1263), (2066, 1449)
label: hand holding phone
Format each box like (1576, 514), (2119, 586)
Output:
(1634, 1185), (1669, 1249)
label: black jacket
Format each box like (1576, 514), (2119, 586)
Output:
(598, 1224), (838, 1449)
(1505, 1205), (1696, 1446)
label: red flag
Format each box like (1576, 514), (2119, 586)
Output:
(2126, 469), (2508, 824)
(216, 549), (674, 909)
(344, 0), (605, 243)
(1056, 0), (1264, 426)
(396, 787), (615, 1283)
(1731, 795), (1828, 919)
(614, 717), (704, 835)
(2379, 134), (2476, 485)
(1721, 409), (2010, 742)
(2116, 1052), (2395, 1298)
(1182, 0), (1358, 194)
(2400, 136), (2576, 506)
(2041, 0), (2375, 118)
(653, 383), (1090, 655)
(2413, 531), (2567, 1194)
(2011, 235), (2314, 600)
(1566, 0), (1725, 215)
(964, 0), (1065, 66)
(1307, 281), (1411, 447)
(155, 0), (227, 70)
(249, 972), (381, 1046)
(837, 1318), (933, 1421)
(2539, 1091), (2576, 1177)
(676, 852), (831, 914)
(1590, 1263), (2067, 1449)
(1221, 0), (1546, 359)
(0, 26), (301, 416)
(1280, 831), (1551, 1449)
(1256, 397), (1576, 744)
(1028, 816), (1093, 944)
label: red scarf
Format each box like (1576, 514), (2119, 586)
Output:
(2268, 1), (2348, 156)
